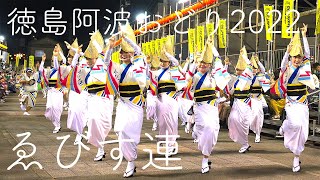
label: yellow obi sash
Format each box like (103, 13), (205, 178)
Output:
(119, 82), (141, 97)
(234, 88), (250, 99)
(194, 88), (216, 102)
(250, 86), (262, 94)
(87, 82), (106, 94)
(157, 80), (176, 94)
(287, 83), (307, 96)
(119, 82), (144, 106)
(48, 79), (57, 87)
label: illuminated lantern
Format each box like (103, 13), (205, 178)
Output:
(162, 17), (168, 23)
(134, 30), (141, 35)
(176, 11), (183, 18)
(181, 8), (188, 15)
(166, 14), (171, 20)
(164, 17), (170, 23)
(150, 23), (157, 29)
(158, 18), (165, 24)
(129, 0), (217, 36)
(185, 7), (193, 14)
(194, 3), (203, 10)
(153, 23), (159, 28)
(172, 13), (178, 19)
(203, 0), (212, 5)
(191, 4), (198, 10)
(161, 18), (167, 24)
(147, 24), (153, 30)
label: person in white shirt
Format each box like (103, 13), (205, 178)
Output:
(312, 74), (319, 89)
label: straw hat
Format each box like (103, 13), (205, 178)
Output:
(90, 30), (105, 53)
(289, 30), (304, 57)
(120, 22), (136, 53)
(53, 43), (64, 62)
(201, 38), (214, 64)
(84, 30), (106, 59)
(250, 54), (259, 69)
(236, 46), (248, 71)
(159, 36), (174, 62)
(151, 54), (160, 68)
(68, 38), (79, 57)
(84, 41), (99, 59)
(195, 35), (214, 64)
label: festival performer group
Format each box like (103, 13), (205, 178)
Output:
(18, 22), (315, 177)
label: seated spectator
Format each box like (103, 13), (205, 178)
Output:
(268, 68), (286, 120)
(8, 78), (16, 93)
(0, 76), (6, 103)
(218, 90), (231, 129)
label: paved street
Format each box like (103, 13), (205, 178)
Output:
(1, 93), (320, 180)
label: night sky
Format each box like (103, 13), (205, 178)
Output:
(0, 0), (156, 54)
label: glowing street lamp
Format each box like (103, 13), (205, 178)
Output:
(136, 13), (146, 25)
(178, 0), (189, 4)
(0, 36), (4, 42)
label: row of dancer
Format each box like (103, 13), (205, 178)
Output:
(18, 22), (314, 177)
(227, 24), (313, 173)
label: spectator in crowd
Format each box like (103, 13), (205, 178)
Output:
(308, 63), (320, 110)
(218, 90), (231, 129)
(0, 76), (6, 103)
(268, 68), (286, 120)
(311, 63), (320, 89)
(312, 62), (320, 79)
(7, 77), (16, 93)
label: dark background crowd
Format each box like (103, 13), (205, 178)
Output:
(0, 69), (18, 103)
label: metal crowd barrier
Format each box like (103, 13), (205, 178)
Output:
(307, 89), (320, 137)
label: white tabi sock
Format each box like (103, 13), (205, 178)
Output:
(202, 158), (208, 167)
(293, 157), (300, 167)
